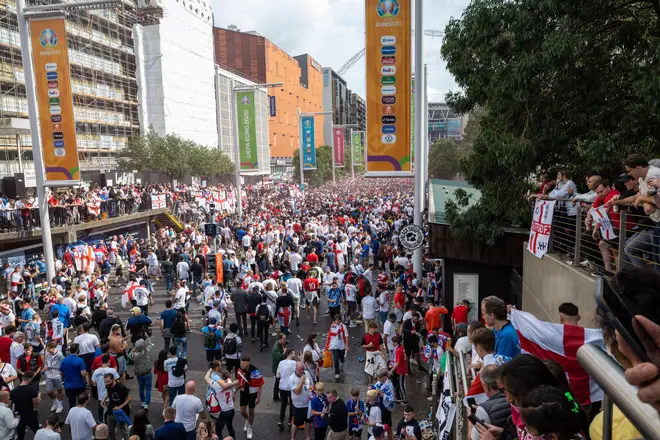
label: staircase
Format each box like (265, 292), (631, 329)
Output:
(154, 212), (183, 232)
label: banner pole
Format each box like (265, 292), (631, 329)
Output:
(17, 0), (55, 282)
(331, 123), (336, 184)
(298, 109), (304, 188)
(231, 80), (243, 220)
(350, 129), (355, 180)
(413, 0), (425, 280)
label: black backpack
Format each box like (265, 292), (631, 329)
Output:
(204, 327), (218, 349)
(257, 304), (270, 324)
(172, 357), (186, 378)
(223, 334), (238, 355)
(170, 315), (186, 338)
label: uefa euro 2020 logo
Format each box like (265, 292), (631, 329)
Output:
(241, 96), (251, 105)
(39, 29), (58, 48)
(377, 0), (400, 18)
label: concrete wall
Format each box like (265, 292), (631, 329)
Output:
(522, 244), (598, 326)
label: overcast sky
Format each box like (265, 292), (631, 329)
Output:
(211, 0), (468, 102)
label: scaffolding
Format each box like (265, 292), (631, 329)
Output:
(0, 0), (141, 177)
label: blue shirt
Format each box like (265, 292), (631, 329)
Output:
(494, 322), (521, 358)
(201, 326), (223, 351)
(50, 304), (71, 328)
(310, 394), (329, 428)
(327, 288), (343, 308)
(36, 261), (46, 274)
(346, 398), (364, 430)
(20, 308), (34, 330)
(60, 354), (86, 389)
(160, 309), (177, 329)
(155, 421), (186, 440)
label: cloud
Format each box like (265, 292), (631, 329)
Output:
(212, 0), (468, 103)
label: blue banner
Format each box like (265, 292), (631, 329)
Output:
(302, 116), (317, 170)
(269, 96), (276, 117)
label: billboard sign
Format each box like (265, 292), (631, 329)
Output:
(352, 131), (362, 164)
(301, 116), (317, 170)
(269, 95), (276, 117)
(235, 91), (258, 172)
(333, 127), (345, 167)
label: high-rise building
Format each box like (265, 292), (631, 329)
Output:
(428, 102), (468, 143)
(321, 67), (351, 144)
(349, 92), (366, 132)
(214, 65), (269, 176)
(212, 27), (324, 169)
(0, 0), (142, 177)
(135, 0), (217, 149)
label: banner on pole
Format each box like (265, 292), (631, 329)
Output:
(301, 116), (317, 170)
(589, 206), (617, 240)
(527, 199), (557, 259)
(235, 91), (258, 172)
(365, 0), (412, 176)
(30, 17), (80, 185)
(352, 132), (362, 164)
(215, 251), (224, 284)
(333, 127), (345, 167)
(269, 96), (276, 117)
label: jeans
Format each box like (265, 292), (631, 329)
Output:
(624, 229), (654, 267)
(16, 412), (39, 440)
(65, 386), (86, 410)
(236, 312), (248, 335)
(174, 337), (188, 357)
(216, 409), (236, 438)
(379, 311), (388, 324)
(137, 373), (152, 405)
(332, 349), (345, 376)
(106, 412), (130, 440)
(279, 389), (292, 423)
(258, 322), (269, 346)
(163, 328), (172, 348)
(168, 384), (185, 407)
(165, 275), (174, 292)
(250, 315), (257, 339)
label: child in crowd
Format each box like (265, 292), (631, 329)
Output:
(309, 382), (329, 440)
(346, 388), (365, 440)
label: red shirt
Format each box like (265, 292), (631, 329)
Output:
(307, 253), (319, 264)
(361, 332), (382, 352)
(91, 355), (118, 373)
(451, 305), (469, 325)
(293, 223), (302, 233)
(425, 307), (445, 332)
(394, 344), (408, 375)
(394, 292), (405, 310)
(303, 278), (319, 293)
(0, 336), (11, 363)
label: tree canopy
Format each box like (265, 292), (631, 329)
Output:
(428, 138), (471, 180)
(441, 0), (660, 243)
(117, 129), (234, 180)
(292, 145), (365, 187)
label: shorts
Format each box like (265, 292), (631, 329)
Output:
(346, 301), (357, 315)
(382, 408), (392, 426)
(394, 309), (403, 323)
(46, 377), (63, 392)
(240, 391), (258, 408)
(206, 349), (222, 362)
(305, 292), (319, 307)
(292, 406), (310, 427)
(405, 343), (420, 356)
(226, 357), (240, 373)
(349, 428), (363, 438)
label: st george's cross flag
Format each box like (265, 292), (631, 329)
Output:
(122, 280), (140, 308)
(510, 308), (605, 405)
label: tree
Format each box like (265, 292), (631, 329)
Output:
(292, 144), (365, 186)
(440, 0), (660, 243)
(428, 139), (466, 180)
(117, 129), (233, 180)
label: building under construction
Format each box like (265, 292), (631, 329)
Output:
(0, 0), (142, 180)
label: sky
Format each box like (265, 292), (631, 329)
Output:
(211, 0), (469, 102)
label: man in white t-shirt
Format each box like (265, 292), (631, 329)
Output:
(171, 282), (188, 312)
(361, 291), (378, 333)
(65, 392), (97, 440)
(286, 275), (303, 326)
(289, 362), (313, 440)
(176, 260), (189, 282)
(276, 349), (297, 429)
(453, 323), (471, 354)
(163, 346), (187, 406)
(172, 381), (203, 439)
(73, 323), (99, 379)
(382, 313), (397, 361)
(289, 252), (302, 272)
(91, 355), (119, 421)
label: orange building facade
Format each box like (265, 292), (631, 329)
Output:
(213, 28), (324, 159)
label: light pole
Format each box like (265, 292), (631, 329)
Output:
(332, 124), (358, 183)
(423, 64), (429, 185)
(17, 0), (121, 284)
(231, 81), (282, 220)
(298, 111), (332, 188)
(413, 0), (425, 280)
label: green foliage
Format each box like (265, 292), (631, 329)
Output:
(428, 138), (470, 180)
(117, 129), (233, 180)
(441, 0), (660, 243)
(292, 145), (365, 186)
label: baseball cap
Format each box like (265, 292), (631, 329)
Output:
(95, 424), (109, 439)
(618, 172), (634, 182)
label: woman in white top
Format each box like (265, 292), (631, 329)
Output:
(0, 361), (17, 390)
(302, 333), (323, 364)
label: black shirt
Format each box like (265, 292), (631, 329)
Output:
(106, 382), (131, 416)
(246, 293), (262, 314)
(92, 308), (107, 330)
(10, 384), (38, 415)
(191, 263), (203, 279)
(327, 398), (348, 432)
(275, 295), (293, 312)
(396, 418), (422, 440)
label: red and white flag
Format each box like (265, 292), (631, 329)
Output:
(589, 206), (617, 240)
(86, 201), (101, 217)
(511, 308), (604, 405)
(122, 281), (139, 308)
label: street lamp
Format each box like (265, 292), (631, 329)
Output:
(231, 81), (282, 220)
(413, 0), (425, 280)
(16, 0), (121, 284)
(298, 110), (332, 188)
(331, 124), (358, 183)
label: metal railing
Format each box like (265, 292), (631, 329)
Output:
(538, 197), (660, 275)
(577, 344), (660, 440)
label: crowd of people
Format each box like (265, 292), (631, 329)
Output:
(0, 175), (655, 440)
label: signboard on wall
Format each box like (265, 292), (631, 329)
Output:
(24, 169), (37, 188)
(29, 16), (81, 185)
(453, 273), (479, 322)
(365, 0), (412, 176)
(269, 96), (276, 117)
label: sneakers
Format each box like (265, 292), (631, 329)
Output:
(335, 374), (340, 379)
(50, 401), (58, 412)
(278, 422), (285, 430)
(260, 344), (266, 352)
(141, 403), (149, 409)
(251, 338), (256, 343)
(244, 421), (249, 432)
(247, 426), (253, 439)
(56, 403), (63, 414)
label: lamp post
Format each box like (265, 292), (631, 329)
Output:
(17, 0), (121, 284)
(413, 0), (425, 280)
(331, 124), (358, 183)
(231, 81), (282, 220)
(298, 111), (332, 188)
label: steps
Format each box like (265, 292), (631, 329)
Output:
(154, 211), (183, 232)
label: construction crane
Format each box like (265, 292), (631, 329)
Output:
(336, 29), (444, 77)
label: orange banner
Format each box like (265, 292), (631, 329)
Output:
(30, 17), (80, 183)
(215, 252), (224, 284)
(365, 0), (412, 175)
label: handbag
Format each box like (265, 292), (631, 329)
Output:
(322, 350), (333, 369)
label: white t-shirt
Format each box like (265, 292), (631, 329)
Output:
(134, 287), (149, 307)
(10, 341), (24, 369)
(383, 320), (396, 350)
(288, 371), (313, 408)
(394, 256), (410, 268)
(377, 292), (390, 313)
(361, 296), (378, 319)
(345, 284), (357, 302)
(0, 312), (15, 329)
(73, 333), (99, 355)
(286, 278), (302, 299)
(164, 357), (186, 388)
(242, 235), (252, 248)
(91, 367), (119, 402)
(0, 362), (17, 389)
(210, 380), (235, 412)
(172, 394), (203, 431)
(65, 406), (97, 440)
(289, 253), (302, 271)
(277, 359), (297, 391)
(176, 262), (189, 280)
(454, 336), (472, 354)
(173, 288), (187, 310)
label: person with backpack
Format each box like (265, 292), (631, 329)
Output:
(255, 295), (273, 352)
(245, 287), (262, 344)
(163, 346), (186, 407)
(201, 318), (223, 362)
(169, 312), (188, 358)
(223, 323), (242, 375)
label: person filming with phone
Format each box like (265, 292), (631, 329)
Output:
(469, 365), (510, 440)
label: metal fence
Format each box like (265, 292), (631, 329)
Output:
(542, 198), (660, 275)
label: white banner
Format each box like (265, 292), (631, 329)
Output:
(151, 194), (166, 209)
(436, 366), (456, 440)
(527, 199), (557, 259)
(24, 169), (37, 188)
(589, 206), (617, 241)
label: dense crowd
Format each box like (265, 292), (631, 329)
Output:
(0, 176), (656, 440)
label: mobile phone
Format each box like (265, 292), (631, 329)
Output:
(467, 414), (485, 426)
(466, 397), (476, 408)
(595, 277), (651, 363)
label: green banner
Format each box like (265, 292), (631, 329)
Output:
(352, 132), (362, 164)
(236, 91), (258, 171)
